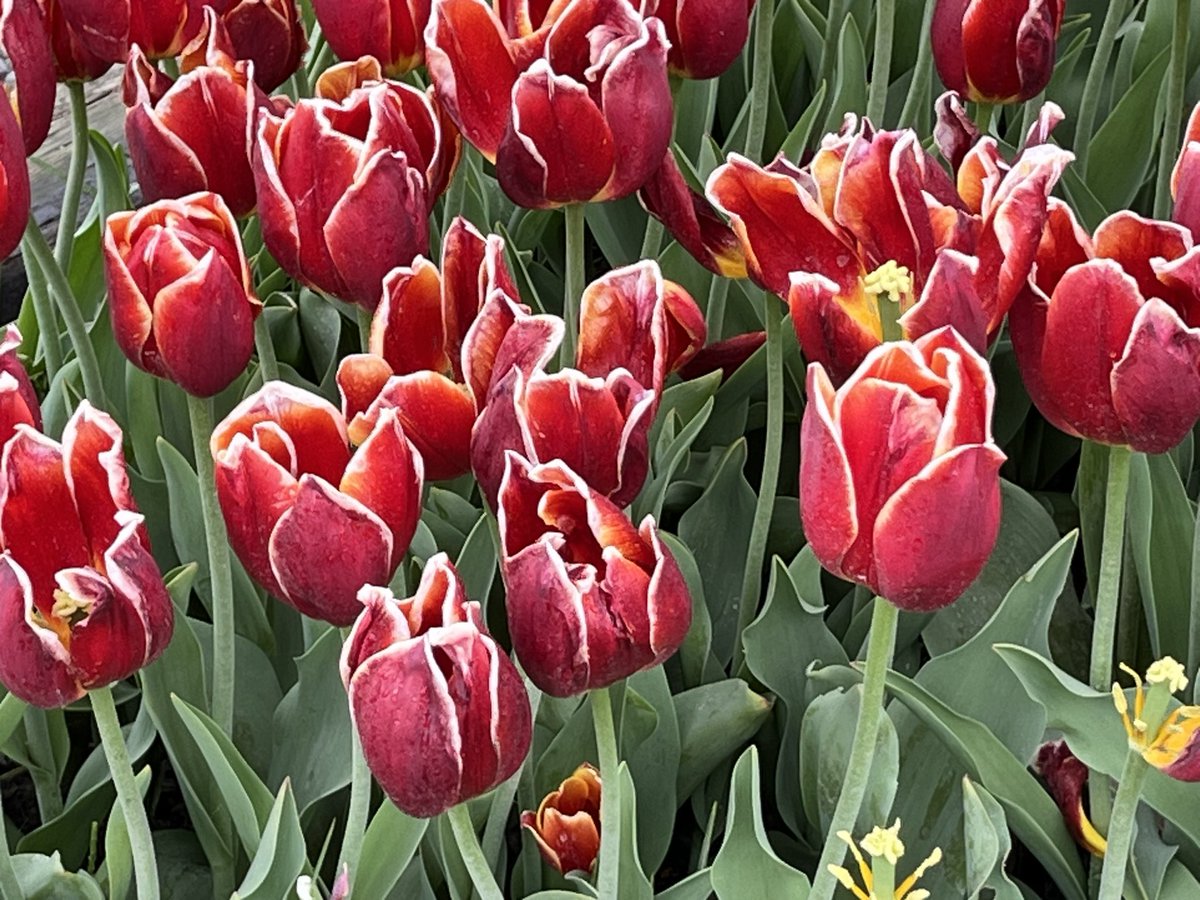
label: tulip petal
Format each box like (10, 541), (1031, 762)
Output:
(931, 0), (970, 96)
(900, 249), (988, 351)
(357, 373), (475, 481)
(102, 515), (174, 667)
(798, 364), (859, 581)
(577, 261), (668, 392)
(0, 556), (81, 708)
(63, 403), (141, 559)
(1093, 211), (1192, 308)
(58, 567), (147, 692)
(787, 271), (880, 384)
(339, 409), (424, 565)
(0, 91), (30, 261)
(375, 260), (450, 374)
(1, 0), (56, 154)
(337, 353), (395, 434)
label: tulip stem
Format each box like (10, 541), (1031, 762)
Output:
(187, 395), (236, 738)
(731, 297), (785, 672)
(897, 0), (937, 129)
(339, 627), (371, 885)
(91, 686), (160, 900)
(809, 598), (899, 900)
(20, 242), (64, 380)
(1154, 0), (1190, 218)
(254, 314), (280, 383)
(56, 82), (89, 271)
(746, 0), (774, 160)
(561, 203), (586, 368)
(1089, 444), (1133, 692)
(591, 685), (620, 900)
(1075, 0), (1130, 169)
(867, 0), (895, 123)
(356, 307), (373, 354)
(446, 803), (504, 900)
(1097, 748), (1149, 900)
(22, 216), (107, 410)
(704, 277), (730, 341)
(0, 784), (20, 900)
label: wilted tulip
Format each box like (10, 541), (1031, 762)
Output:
(341, 554), (532, 817)
(498, 454), (691, 696)
(104, 192), (260, 398)
(1009, 209), (1200, 453)
(253, 79), (456, 309)
(1035, 741), (1107, 857)
(211, 382), (423, 626)
(800, 327), (1005, 611)
(1112, 657), (1200, 781)
(932, 0), (1064, 103)
(521, 764), (601, 874)
(313, 0), (430, 76)
(426, 0), (673, 208)
(0, 404), (173, 708)
(645, 0), (754, 79)
(185, 0), (305, 91)
(0, 325), (41, 443)
(130, 0), (189, 58)
(0, 91), (30, 258)
(1, 0), (56, 153)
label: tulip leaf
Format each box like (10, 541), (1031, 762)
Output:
(616, 764), (655, 900)
(102, 766), (151, 900)
(961, 778), (1023, 900)
(353, 803), (428, 900)
(711, 746), (810, 899)
(297, 288), (344, 399)
(455, 513), (499, 615)
(585, 195), (651, 269)
(635, 396), (716, 522)
(658, 532), (722, 689)
(674, 79), (721, 163)
(674, 679), (772, 801)
(655, 868), (714, 900)
(11, 853), (104, 900)
(779, 81), (829, 163)
(234, 782), (307, 900)
(622, 668), (681, 873)
(822, 16), (867, 136)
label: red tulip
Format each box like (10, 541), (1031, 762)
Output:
(0, 90), (30, 258)
(800, 327), (1005, 611)
(1035, 742), (1107, 857)
(130, 0), (188, 58)
(185, 0), (305, 91)
(104, 192), (260, 398)
(313, 0), (430, 76)
(645, 0), (754, 79)
(211, 382), (423, 626)
(25, 0), (129, 82)
(0, 325), (41, 444)
(521, 763), (601, 874)
(498, 453), (691, 696)
(426, 0), (673, 208)
(253, 79), (455, 309)
(1173, 100), (1200, 239)
(932, 0), (1064, 103)
(1, 0), (56, 153)
(1010, 208), (1200, 453)
(0, 404), (173, 708)
(341, 553), (532, 817)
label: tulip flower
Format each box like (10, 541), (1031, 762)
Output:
(211, 382), (423, 626)
(2, 0), (131, 83)
(1009, 209), (1200, 453)
(253, 79), (456, 309)
(103, 192), (260, 398)
(313, 0), (430, 76)
(645, 0), (754, 79)
(0, 404), (174, 708)
(1112, 657), (1200, 781)
(185, 0), (305, 91)
(521, 763), (601, 874)
(0, 91), (30, 259)
(124, 11), (276, 217)
(1, 0), (56, 153)
(827, 820), (942, 900)
(932, 0), (1064, 104)
(1, 325), (41, 443)
(130, 0), (189, 58)
(800, 327), (1005, 611)
(1172, 101), (1200, 238)
(341, 554), (532, 817)
(498, 453), (691, 696)
(1035, 741), (1107, 857)
(426, 0), (673, 208)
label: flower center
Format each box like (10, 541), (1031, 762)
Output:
(861, 260), (914, 306)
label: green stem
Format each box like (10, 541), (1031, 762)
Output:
(561, 204), (586, 368)
(482, 680), (542, 868)
(867, 0), (895, 123)
(639, 217), (664, 261)
(356, 307), (373, 354)
(55, 82), (89, 271)
(187, 395), (235, 737)
(745, 0), (775, 160)
(897, 0), (937, 129)
(446, 803), (504, 900)
(1155, 0), (1190, 217)
(254, 313), (280, 383)
(339, 629), (370, 884)
(592, 686), (620, 900)
(974, 102), (996, 137)
(21, 243), (64, 379)
(705, 277), (731, 344)
(91, 686), (159, 900)
(1075, 0), (1130, 169)
(1088, 445), (1133, 692)
(0, 782), (20, 900)
(731, 299), (784, 672)
(1097, 749), (1149, 900)
(23, 217), (107, 409)
(809, 598), (900, 900)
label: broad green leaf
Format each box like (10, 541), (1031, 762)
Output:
(102, 766), (151, 900)
(822, 16), (867, 135)
(234, 783), (307, 900)
(354, 803), (427, 900)
(11, 853), (104, 899)
(962, 779), (1022, 900)
(616, 765), (655, 900)
(623, 667), (681, 873)
(674, 679), (772, 800)
(655, 869), (713, 900)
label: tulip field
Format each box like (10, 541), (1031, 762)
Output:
(5, 0), (1200, 898)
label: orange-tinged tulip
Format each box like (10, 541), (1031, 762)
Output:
(521, 764), (601, 874)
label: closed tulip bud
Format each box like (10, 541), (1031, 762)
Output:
(0, 325), (41, 444)
(646, 0), (754, 79)
(1, 0), (57, 153)
(426, 0), (674, 208)
(498, 453), (691, 696)
(0, 404), (173, 708)
(0, 90), (30, 258)
(1010, 209), (1200, 453)
(103, 192), (260, 397)
(521, 764), (601, 874)
(313, 0), (430, 77)
(801, 327), (1005, 611)
(130, 0), (189, 58)
(186, 0), (305, 92)
(341, 554), (532, 817)
(253, 80), (455, 309)
(212, 382), (424, 626)
(932, 0), (1064, 104)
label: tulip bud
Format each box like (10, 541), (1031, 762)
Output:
(932, 0), (1064, 104)
(1, 0), (57, 153)
(212, 382), (424, 626)
(0, 325), (41, 444)
(103, 192), (260, 398)
(800, 327), (1005, 611)
(130, 0), (189, 58)
(647, 0), (754, 79)
(341, 554), (532, 817)
(0, 404), (173, 708)
(29, 0), (129, 82)
(185, 0), (305, 92)
(313, 0), (430, 77)
(0, 90), (30, 258)
(521, 764), (601, 874)
(498, 454), (691, 696)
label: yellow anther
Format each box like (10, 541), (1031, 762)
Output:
(827, 865), (870, 900)
(861, 820), (905, 866)
(51, 589), (93, 626)
(1146, 656), (1189, 694)
(861, 260), (914, 304)
(831, 821), (941, 899)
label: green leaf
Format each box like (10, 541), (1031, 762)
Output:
(11, 852), (104, 899)
(655, 869), (714, 900)
(102, 766), (151, 900)
(622, 668), (681, 873)
(674, 679), (772, 801)
(822, 16), (867, 135)
(961, 779), (1022, 900)
(234, 782), (307, 900)
(616, 765), (654, 900)
(353, 803), (427, 900)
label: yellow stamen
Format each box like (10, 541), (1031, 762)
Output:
(827, 865), (871, 900)
(829, 822), (941, 899)
(896, 846), (941, 897)
(861, 260), (914, 305)
(861, 820), (905, 866)
(1114, 658), (1200, 775)
(1146, 656), (1189, 694)
(52, 589), (93, 626)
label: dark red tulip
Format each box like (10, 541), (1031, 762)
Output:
(0, 404), (173, 708)
(130, 0), (188, 58)
(0, 90), (30, 258)
(521, 764), (602, 874)
(427, 0), (674, 208)
(801, 327), (1005, 611)
(27, 0), (130, 81)
(0, 325), (41, 444)
(932, 0), (1064, 104)
(1173, 101), (1200, 239)
(645, 0), (754, 79)
(212, 382), (424, 626)
(185, 0), (305, 91)
(1, 0), (56, 153)
(342, 554), (532, 818)
(498, 454), (691, 696)
(312, 0), (430, 76)
(104, 192), (260, 398)
(1035, 742), (1107, 857)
